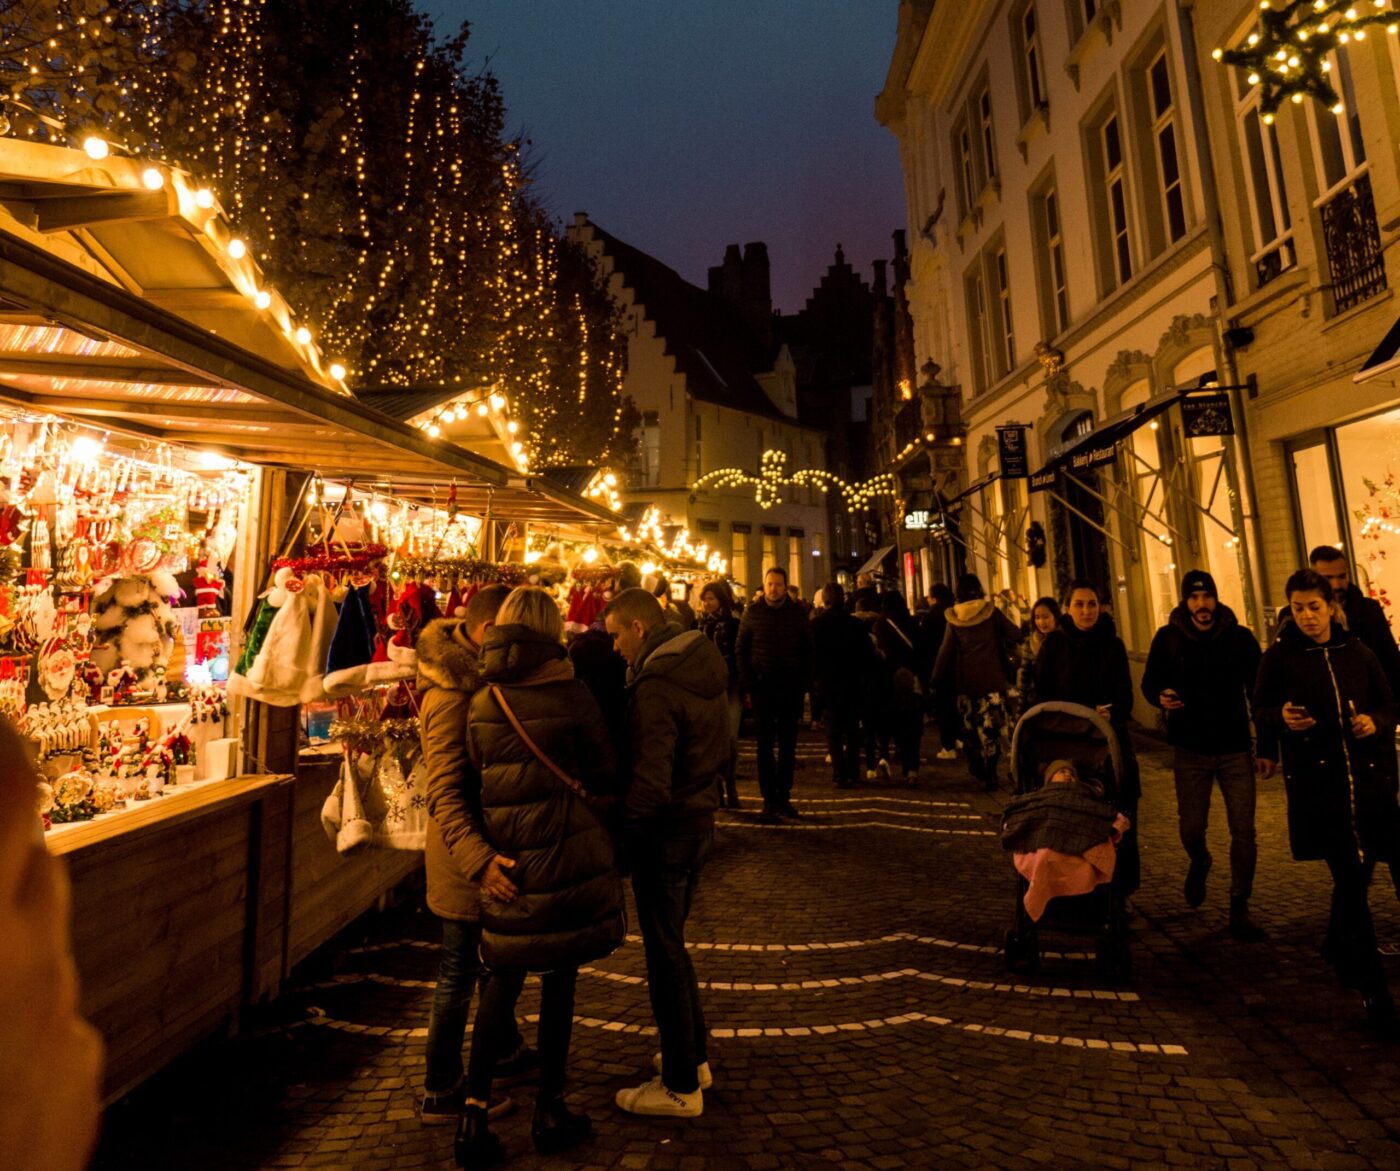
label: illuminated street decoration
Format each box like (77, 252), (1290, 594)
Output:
(693, 449), (896, 513)
(1213, 1), (1400, 120)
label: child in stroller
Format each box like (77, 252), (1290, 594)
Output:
(1000, 702), (1133, 979)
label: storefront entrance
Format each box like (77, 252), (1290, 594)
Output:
(1054, 412), (1111, 597)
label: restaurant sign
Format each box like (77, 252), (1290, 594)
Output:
(1181, 392), (1234, 437)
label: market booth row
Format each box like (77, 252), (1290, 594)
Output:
(0, 139), (624, 1100)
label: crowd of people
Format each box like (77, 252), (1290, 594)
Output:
(8, 544), (1400, 1171)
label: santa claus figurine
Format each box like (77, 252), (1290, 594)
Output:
(194, 552), (225, 617)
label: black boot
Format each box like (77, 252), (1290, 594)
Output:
(1228, 895), (1266, 941)
(1364, 989), (1400, 1042)
(454, 1105), (506, 1169)
(1184, 856), (1211, 908)
(531, 1094), (592, 1156)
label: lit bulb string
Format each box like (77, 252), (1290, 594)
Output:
(301, 479), (484, 566)
(615, 505), (730, 573)
(1213, 1), (1400, 119)
(0, 91), (352, 392)
(692, 449), (897, 514)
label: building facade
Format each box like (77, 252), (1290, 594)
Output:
(1188, 2), (1400, 627)
(878, 0), (1266, 717)
(567, 215), (834, 596)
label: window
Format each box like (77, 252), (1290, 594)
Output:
(640, 410), (661, 487)
(731, 527), (749, 586)
(1021, 4), (1046, 111)
(994, 249), (1015, 374)
(1233, 42), (1294, 287)
(1122, 384), (1176, 636)
(1310, 48), (1366, 194)
(1102, 112), (1133, 287)
(761, 531), (778, 576)
(965, 266), (993, 393)
(1041, 185), (1070, 335)
(978, 86), (997, 182)
(787, 534), (803, 592)
(1147, 50), (1186, 244)
(693, 411), (702, 477)
(954, 117), (976, 217)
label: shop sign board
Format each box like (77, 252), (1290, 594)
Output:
(1067, 442), (1117, 473)
(1028, 466), (1058, 494)
(903, 509), (931, 530)
(997, 425), (1030, 479)
(1181, 392), (1235, 437)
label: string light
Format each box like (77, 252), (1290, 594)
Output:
(1214, 1), (1400, 115)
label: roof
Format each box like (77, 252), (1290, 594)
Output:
(0, 141), (621, 528)
(588, 222), (791, 422)
(355, 386), (464, 421)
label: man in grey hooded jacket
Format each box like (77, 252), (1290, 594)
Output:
(604, 588), (727, 1119)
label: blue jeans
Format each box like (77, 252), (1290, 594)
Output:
(424, 918), (484, 1094)
(631, 829), (712, 1093)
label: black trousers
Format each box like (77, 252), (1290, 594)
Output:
(632, 830), (712, 1093)
(824, 699), (862, 785)
(467, 965), (576, 1102)
(1323, 852), (1387, 997)
(753, 683), (802, 808)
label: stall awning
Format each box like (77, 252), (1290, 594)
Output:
(0, 227), (621, 526)
(1030, 389), (1182, 482)
(942, 473), (999, 512)
(1354, 313), (1400, 385)
(856, 544), (896, 576)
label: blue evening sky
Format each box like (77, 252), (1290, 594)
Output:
(422, 1), (906, 312)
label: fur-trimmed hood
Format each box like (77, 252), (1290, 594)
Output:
(415, 618), (484, 692)
(946, 598), (994, 627)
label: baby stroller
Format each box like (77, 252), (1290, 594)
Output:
(1002, 701), (1131, 982)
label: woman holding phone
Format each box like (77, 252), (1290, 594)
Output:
(1254, 568), (1400, 1038)
(1034, 579), (1140, 896)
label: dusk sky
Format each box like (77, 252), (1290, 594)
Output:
(422, 1), (907, 313)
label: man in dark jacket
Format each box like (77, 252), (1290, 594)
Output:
(1309, 545), (1400, 694)
(812, 582), (877, 788)
(736, 566), (813, 821)
(605, 589), (727, 1119)
(1141, 570), (1271, 941)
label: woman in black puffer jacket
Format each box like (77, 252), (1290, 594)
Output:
(1254, 569), (1400, 1039)
(1034, 579), (1140, 896)
(457, 587), (622, 1166)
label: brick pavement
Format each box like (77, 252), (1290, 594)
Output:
(93, 727), (1400, 1170)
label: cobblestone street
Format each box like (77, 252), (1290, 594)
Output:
(94, 729), (1400, 1170)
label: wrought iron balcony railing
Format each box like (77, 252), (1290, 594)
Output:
(1319, 172), (1387, 315)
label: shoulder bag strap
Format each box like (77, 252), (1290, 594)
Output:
(490, 684), (598, 804)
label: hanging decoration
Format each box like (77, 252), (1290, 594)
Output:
(693, 449), (897, 515)
(1213, 1), (1400, 120)
(616, 506), (729, 574)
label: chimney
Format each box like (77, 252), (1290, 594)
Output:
(872, 259), (888, 297)
(708, 243), (744, 301)
(741, 242), (773, 348)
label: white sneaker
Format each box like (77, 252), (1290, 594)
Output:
(652, 1051), (713, 1089)
(615, 1076), (703, 1117)
(936, 748), (958, 761)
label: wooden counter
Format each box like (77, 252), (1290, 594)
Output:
(54, 774), (293, 1103)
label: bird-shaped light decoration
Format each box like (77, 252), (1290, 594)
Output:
(693, 450), (896, 513)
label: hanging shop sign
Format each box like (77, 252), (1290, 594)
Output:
(903, 509), (931, 531)
(1181, 392), (1235, 437)
(997, 426), (1030, 479)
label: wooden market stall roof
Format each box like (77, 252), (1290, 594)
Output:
(0, 138), (622, 527)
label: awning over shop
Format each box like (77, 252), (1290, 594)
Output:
(856, 544), (896, 576)
(1354, 313), (1400, 384)
(1030, 388), (1182, 484)
(942, 473), (999, 513)
(0, 151), (618, 529)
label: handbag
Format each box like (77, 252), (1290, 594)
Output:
(490, 685), (615, 817)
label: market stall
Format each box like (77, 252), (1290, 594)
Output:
(0, 138), (624, 1099)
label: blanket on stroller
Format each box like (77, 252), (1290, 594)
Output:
(1000, 783), (1118, 856)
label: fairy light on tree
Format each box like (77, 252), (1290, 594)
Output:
(1213, 0), (1400, 120)
(0, 0), (637, 469)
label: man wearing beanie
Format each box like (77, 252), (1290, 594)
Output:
(1141, 569), (1273, 940)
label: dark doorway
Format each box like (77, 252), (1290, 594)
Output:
(1053, 411), (1111, 597)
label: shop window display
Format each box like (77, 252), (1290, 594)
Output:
(1122, 387), (1176, 638)
(1187, 435), (1248, 625)
(1338, 407), (1400, 622)
(0, 416), (249, 831)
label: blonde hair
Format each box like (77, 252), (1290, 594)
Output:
(495, 585), (564, 643)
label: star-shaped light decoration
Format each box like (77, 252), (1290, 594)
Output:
(1214, 1), (1400, 122)
(694, 450), (896, 514)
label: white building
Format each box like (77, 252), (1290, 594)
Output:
(878, 0), (1258, 717)
(567, 214), (832, 597)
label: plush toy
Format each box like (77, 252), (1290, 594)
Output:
(236, 572), (337, 706)
(193, 552), (225, 616)
(89, 572), (180, 684)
